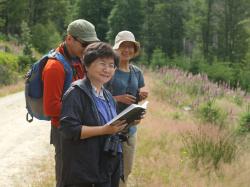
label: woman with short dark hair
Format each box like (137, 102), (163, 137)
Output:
(59, 42), (126, 187)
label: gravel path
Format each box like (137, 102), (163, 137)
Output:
(0, 91), (52, 186)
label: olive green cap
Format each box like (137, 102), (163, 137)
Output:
(67, 19), (99, 42)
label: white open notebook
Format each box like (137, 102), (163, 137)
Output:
(107, 101), (149, 126)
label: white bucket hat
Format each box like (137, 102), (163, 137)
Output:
(113, 31), (140, 57)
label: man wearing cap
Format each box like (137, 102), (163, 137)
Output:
(42, 19), (99, 187)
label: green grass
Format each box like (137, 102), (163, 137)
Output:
(181, 128), (237, 170)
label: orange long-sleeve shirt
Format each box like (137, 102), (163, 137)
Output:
(42, 43), (84, 127)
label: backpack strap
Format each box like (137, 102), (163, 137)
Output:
(129, 64), (139, 82)
(52, 52), (73, 94)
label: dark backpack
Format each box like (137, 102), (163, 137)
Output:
(25, 49), (73, 122)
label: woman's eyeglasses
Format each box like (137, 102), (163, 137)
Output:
(72, 36), (90, 48)
(96, 61), (116, 69)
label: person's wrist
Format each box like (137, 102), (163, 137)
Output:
(114, 96), (119, 102)
(102, 125), (110, 135)
(101, 125), (106, 135)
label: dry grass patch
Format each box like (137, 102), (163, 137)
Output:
(13, 148), (55, 187)
(0, 80), (24, 97)
(129, 70), (250, 187)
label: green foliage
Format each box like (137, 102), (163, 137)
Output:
(0, 52), (19, 85)
(0, 18), (5, 33)
(239, 70), (250, 92)
(232, 95), (244, 106)
(237, 105), (250, 134)
(138, 50), (149, 66)
(0, 64), (19, 86)
(107, 0), (144, 43)
(0, 0), (249, 92)
(49, 0), (73, 34)
(188, 59), (201, 75)
(171, 112), (182, 120)
(31, 21), (61, 53)
(181, 129), (237, 169)
(4, 45), (10, 53)
(141, 1), (186, 59)
(0, 51), (18, 70)
(17, 55), (36, 73)
(150, 48), (168, 69)
(2, 0), (28, 35)
(197, 100), (227, 127)
(197, 62), (250, 91)
(21, 21), (32, 56)
(203, 63), (233, 84)
(216, 0), (250, 63)
(77, 0), (113, 41)
(0, 33), (7, 40)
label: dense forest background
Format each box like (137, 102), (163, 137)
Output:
(0, 0), (250, 91)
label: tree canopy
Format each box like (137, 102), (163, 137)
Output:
(0, 0), (249, 63)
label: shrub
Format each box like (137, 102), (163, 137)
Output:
(197, 100), (227, 127)
(0, 64), (19, 85)
(4, 45), (11, 53)
(239, 70), (250, 92)
(233, 95), (243, 106)
(17, 55), (36, 73)
(237, 105), (250, 134)
(0, 51), (18, 69)
(0, 33), (7, 40)
(203, 63), (233, 84)
(188, 59), (202, 75)
(181, 127), (237, 169)
(170, 55), (190, 71)
(0, 52), (19, 86)
(172, 112), (182, 120)
(138, 50), (150, 66)
(150, 48), (168, 69)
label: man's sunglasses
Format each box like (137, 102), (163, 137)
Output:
(72, 36), (90, 48)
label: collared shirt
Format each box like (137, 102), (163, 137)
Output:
(91, 84), (105, 100)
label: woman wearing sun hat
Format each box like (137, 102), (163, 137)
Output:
(106, 30), (148, 187)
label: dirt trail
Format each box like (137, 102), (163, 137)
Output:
(0, 91), (52, 186)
